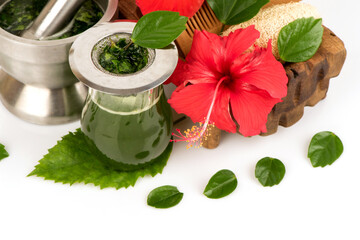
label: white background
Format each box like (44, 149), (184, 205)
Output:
(0, 0), (359, 239)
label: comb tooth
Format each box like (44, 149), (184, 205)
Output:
(185, 26), (193, 37)
(175, 2), (223, 56)
(189, 17), (201, 32)
(195, 10), (210, 30)
(203, 3), (217, 25)
(209, 5), (219, 23)
(186, 22), (195, 37)
(209, 11), (218, 24)
(204, 11), (214, 29)
(196, 7), (207, 27)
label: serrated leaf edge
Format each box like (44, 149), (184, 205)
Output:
(28, 130), (173, 190)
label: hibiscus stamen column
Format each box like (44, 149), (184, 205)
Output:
(171, 76), (227, 148)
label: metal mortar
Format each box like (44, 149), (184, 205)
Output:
(0, 0), (118, 124)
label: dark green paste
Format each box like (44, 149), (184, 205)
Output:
(81, 90), (172, 171)
(0, 0), (103, 38)
(98, 38), (149, 74)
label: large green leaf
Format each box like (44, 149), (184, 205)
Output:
(203, 169), (237, 199)
(206, 0), (269, 25)
(278, 17), (324, 62)
(28, 129), (172, 189)
(147, 185), (183, 209)
(255, 157), (286, 187)
(0, 143), (9, 161)
(308, 131), (343, 168)
(131, 11), (188, 49)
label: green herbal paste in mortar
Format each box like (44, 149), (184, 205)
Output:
(0, 0), (103, 38)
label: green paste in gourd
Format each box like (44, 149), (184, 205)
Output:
(81, 89), (173, 171)
(0, 0), (103, 38)
(99, 38), (149, 74)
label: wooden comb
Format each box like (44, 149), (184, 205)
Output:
(175, 2), (222, 58)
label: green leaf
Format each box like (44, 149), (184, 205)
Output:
(255, 157), (286, 187)
(278, 17), (324, 62)
(0, 143), (9, 161)
(206, 0), (269, 25)
(308, 131), (343, 168)
(147, 185), (183, 209)
(28, 129), (172, 189)
(131, 11), (188, 49)
(203, 169), (237, 199)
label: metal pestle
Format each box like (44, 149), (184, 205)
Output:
(22, 0), (87, 40)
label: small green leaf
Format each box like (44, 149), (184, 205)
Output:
(0, 143), (9, 161)
(206, 0), (269, 25)
(308, 131), (343, 168)
(147, 185), (183, 209)
(255, 157), (286, 187)
(131, 11), (188, 49)
(28, 129), (172, 189)
(278, 17), (324, 62)
(203, 169), (237, 199)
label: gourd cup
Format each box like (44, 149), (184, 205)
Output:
(69, 22), (178, 170)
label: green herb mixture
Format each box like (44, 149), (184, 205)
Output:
(0, 0), (103, 38)
(99, 39), (149, 74)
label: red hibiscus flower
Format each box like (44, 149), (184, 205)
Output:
(168, 26), (288, 146)
(136, 0), (204, 18)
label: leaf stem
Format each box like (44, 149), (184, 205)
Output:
(220, 24), (225, 34)
(124, 40), (133, 51)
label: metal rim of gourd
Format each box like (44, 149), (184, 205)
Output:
(69, 21), (179, 96)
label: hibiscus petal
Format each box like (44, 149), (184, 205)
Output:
(164, 59), (187, 86)
(168, 83), (216, 123)
(224, 26), (260, 64)
(231, 41), (288, 99)
(230, 89), (282, 137)
(186, 30), (224, 74)
(166, 59), (219, 90)
(210, 85), (237, 133)
(136, 0), (204, 18)
(183, 61), (221, 85)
